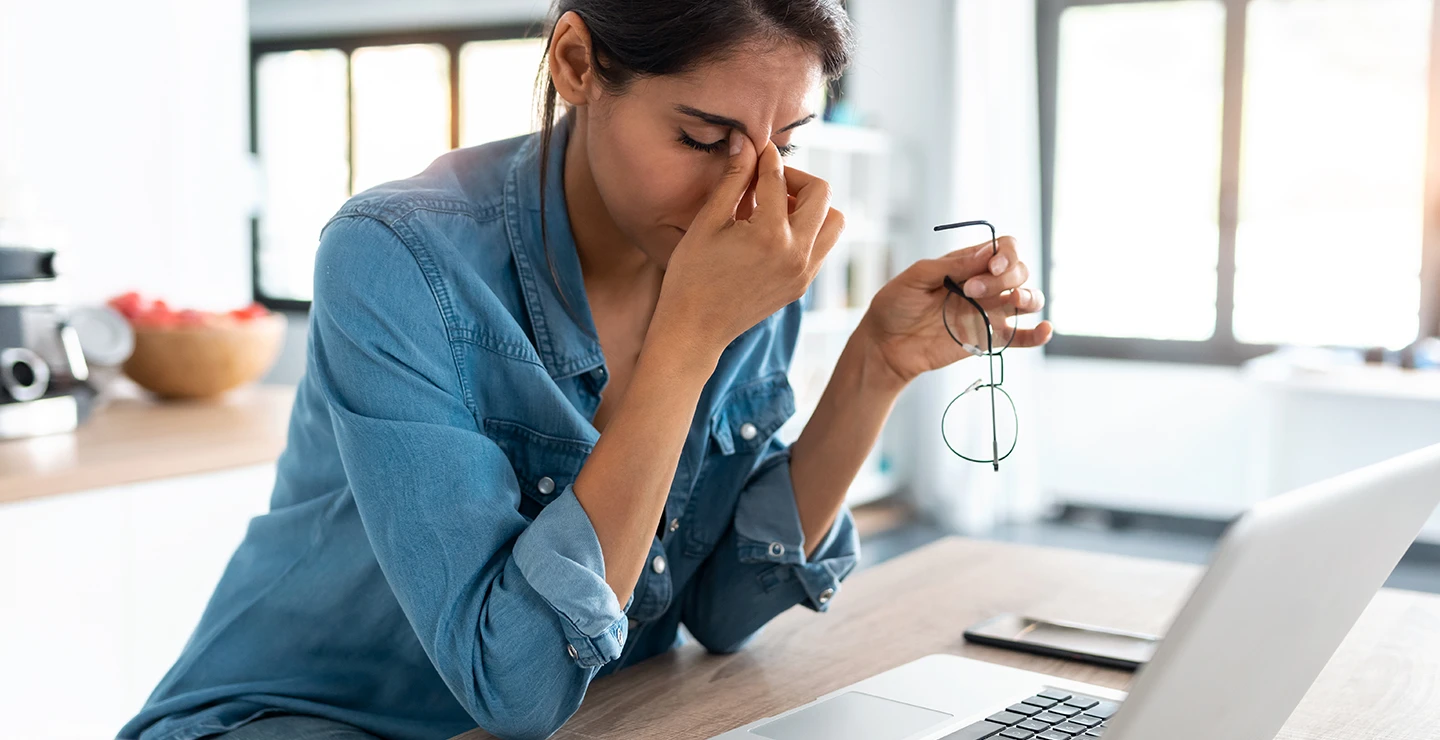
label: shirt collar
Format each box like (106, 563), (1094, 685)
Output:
(503, 115), (607, 380)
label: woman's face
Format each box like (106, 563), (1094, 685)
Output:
(564, 36), (825, 269)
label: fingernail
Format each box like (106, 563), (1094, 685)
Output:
(965, 279), (985, 298)
(730, 131), (743, 156)
(991, 256), (1007, 275)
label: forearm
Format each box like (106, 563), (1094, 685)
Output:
(789, 318), (907, 556)
(572, 317), (720, 606)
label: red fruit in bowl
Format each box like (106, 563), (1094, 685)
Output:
(108, 292), (147, 320)
(175, 309), (208, 327)
(235, 303), (271, 321)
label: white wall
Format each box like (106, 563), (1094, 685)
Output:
(0, 0), (253, 311)
(1040, 357), (1440, 541)
(1039, 359), (1257, 517)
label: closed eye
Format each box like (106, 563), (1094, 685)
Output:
(677, 130), (798, 157)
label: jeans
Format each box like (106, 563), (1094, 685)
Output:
(208, 716), (383, 740)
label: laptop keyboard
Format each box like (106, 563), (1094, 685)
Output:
(939, 689), (1120, 739)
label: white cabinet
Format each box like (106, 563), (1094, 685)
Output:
(0, 465), (275, 740)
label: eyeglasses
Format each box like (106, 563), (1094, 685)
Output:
(935, 220), (1019, 472)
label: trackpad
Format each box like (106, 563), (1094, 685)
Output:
(751, 691), (952, 740)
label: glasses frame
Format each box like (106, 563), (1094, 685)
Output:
(935, 219), (1019, 471)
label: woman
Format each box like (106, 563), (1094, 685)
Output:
(121, 2), (1050, 739)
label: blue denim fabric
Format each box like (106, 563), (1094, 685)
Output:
(119, 116), (858, 740)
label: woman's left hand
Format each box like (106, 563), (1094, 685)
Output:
(858, 235), (1052, 386)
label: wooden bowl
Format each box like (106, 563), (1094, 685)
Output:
(122, 314), (286, 399)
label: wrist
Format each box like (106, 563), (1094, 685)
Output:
(640, 312), (724, 382)
(842, 316), (910, 398)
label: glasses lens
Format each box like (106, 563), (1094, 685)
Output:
(941, 378), (1018, 464)
(943, 290), (1019, 355)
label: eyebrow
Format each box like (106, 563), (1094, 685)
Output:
(674, 105), (816, 136)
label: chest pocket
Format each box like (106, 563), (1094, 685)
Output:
(483, 418), (594, 520)
(684, 372), (797, 556)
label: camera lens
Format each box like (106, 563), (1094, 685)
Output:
(1, 347), (50, 402)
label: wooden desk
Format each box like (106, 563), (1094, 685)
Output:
(0, 383), (294, 505)
(457, 537), (1440, 740)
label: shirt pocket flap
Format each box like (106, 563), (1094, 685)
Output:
(484, 418), (594, 506)
(709, 372), (796, 456)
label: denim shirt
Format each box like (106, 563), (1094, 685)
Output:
(120, 117), (859, 740)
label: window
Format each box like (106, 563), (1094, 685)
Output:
(250, 27), (544, 307)
(1038, 0), (1440, 363)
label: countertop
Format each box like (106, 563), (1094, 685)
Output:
(0, 382), (295, 505)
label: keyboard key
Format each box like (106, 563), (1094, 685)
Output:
(1038, 733), (1071, 740)
(938, 720), (1009, 739)
(1018, 719), (1050, 732)
(987, 711), (1027, 726)
(1065, 698), (1099, 710)
(1006, 704), (1042, 716)
(999, 729), (1036, 740)
(1051, 705), (1081, 717)
(1085, 728), (1106, 737)
(1088, 702), (1120, 719)
(1022, 696), (1060, 709)
(1033, 712), (1066, 724)
(1055, 722), (1087, 734)
(1038, 689), (1073, 702)
(1072, 715), (1103, 728)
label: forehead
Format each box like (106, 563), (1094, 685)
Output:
(632, 41), (825, 128)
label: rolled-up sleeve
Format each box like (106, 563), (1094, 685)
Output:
(681, 440), (859, 654)
(311, 213), (624, 740)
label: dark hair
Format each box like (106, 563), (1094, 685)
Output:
(531, 0), (855, 318)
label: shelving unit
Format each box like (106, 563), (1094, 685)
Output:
(777, 122), (900, 508)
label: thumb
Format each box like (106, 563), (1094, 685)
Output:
(696, 131), (756, 226)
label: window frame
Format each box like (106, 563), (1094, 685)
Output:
(1037, 0), (1440, 365)
(249, 23), (544, 311)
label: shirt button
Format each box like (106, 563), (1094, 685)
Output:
(818, 588), (835, 605)
(668, 518), (681, 532)
(590, 367), (606, 379)
(537, 476), (555, 495)
(651, 555), (667, 574)
(739, 422), (759, 441)
(768, 542), (785, 557)
(566, 643), (578, 659)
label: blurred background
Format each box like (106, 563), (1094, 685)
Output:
(2, 0), (1439, 738)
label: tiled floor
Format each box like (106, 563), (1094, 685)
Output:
(857, 505), (1440, 595)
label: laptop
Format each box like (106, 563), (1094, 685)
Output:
(709, 442), (1440, 740)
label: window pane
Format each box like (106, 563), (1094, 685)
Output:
(351, 44), (451, 194)
(1235, 0), (1430, 349)
(459, 38), (546, 147)
(1050, 1), (1227, 340)
(255, 49), (349, 302)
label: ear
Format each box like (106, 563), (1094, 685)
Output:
(549, 11), (597, 107)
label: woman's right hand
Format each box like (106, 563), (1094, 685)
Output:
(651, 131), (846, 358)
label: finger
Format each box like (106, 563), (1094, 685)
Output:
(695, 131), (758, 227)
(1000, 321), (1054, 349)
(787, 193), (798, 215)
(752, 140), (789, 228)
(1009, 286), (1045, 315)
(985, 235), (1020, 276)
(808, 207), (847, 269)
(783, 165), (831, 240)
(902, 239), (1007, 287)
(963, 260), (1030, 299)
